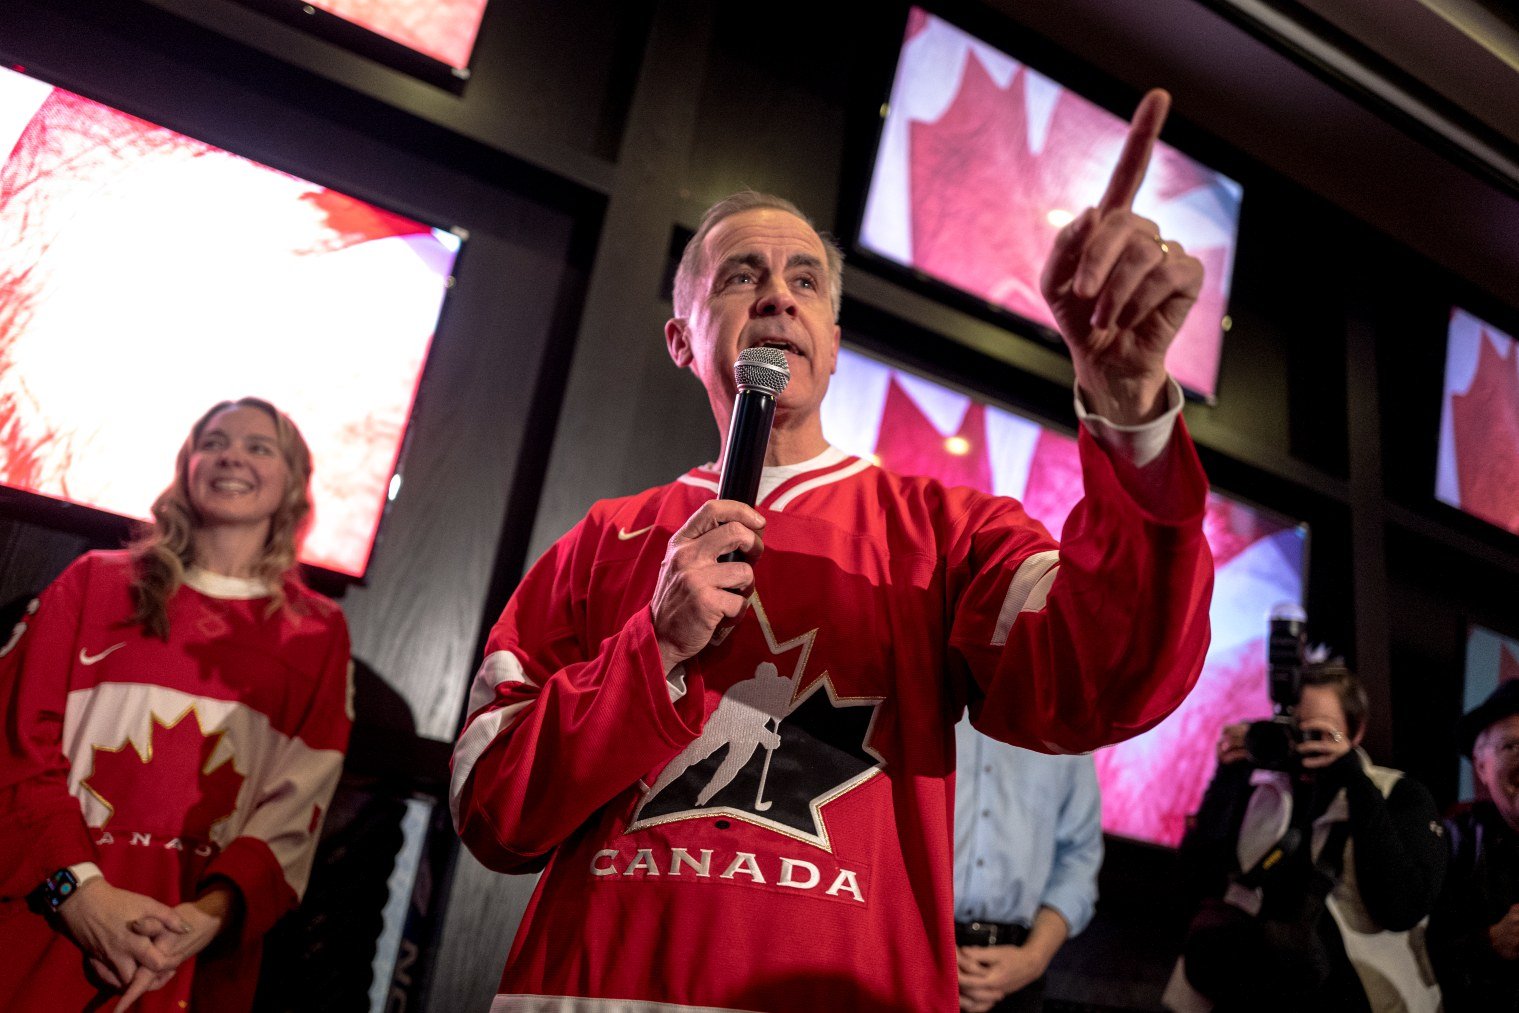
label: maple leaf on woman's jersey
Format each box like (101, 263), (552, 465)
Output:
(83, 710), (245, 838)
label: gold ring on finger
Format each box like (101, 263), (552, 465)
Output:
(1153, 233), (1170, 256)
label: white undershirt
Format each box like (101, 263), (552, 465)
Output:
(184, 566), (269, 600)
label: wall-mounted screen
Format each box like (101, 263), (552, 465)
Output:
(0, 66), (461, 578)
(822, 346), (1307, 846)
(1438, 308), (1519, 538)
(236, 0), (490, 88)
(859, 8), (1243, 402)
(1458, 624), (1519, 799)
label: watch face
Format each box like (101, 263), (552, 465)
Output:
(45, 868), (79, 910)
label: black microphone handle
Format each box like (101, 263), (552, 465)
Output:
(717, 388), (777, 564)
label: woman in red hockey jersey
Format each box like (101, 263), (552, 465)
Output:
(0, 398), (352, 1011)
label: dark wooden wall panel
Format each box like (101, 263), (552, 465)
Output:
(342, 219), (579, 742)
(681, 8), (854, 229)
(0, 521), (90, 609)
(521, 0), (718, 566)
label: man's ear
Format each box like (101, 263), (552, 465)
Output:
(1474, 750), (1492, 789)
(665, 317), (692, 368)
(827, 323), (841, 375)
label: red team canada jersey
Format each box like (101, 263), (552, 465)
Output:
(452, 427), (1213, 1012)
(0, 551), (352, 1013)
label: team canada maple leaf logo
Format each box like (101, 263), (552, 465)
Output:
(629, 594), (884, 850)
(82, 709), (244, 838)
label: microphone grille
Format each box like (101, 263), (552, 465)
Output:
(733, 346), (790, 396)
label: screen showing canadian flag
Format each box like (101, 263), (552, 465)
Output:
(822, 346), (1306, 846)
(860, 8), (1242, 402)
(1437, 308), (1519, 539)
(0, 66), (461, 578)
(300, 0), (490, 73)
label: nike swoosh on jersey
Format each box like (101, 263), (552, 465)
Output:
(79, 643), (127, 665)
(617, 524), (656, 541)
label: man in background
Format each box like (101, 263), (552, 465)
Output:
(1430, 680), (1519, 1010)
(955, 720), (1103, 1012)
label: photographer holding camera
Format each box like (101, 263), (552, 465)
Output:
(1165, 643), (1446, 1012)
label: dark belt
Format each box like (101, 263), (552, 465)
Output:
(955, 919), (1030, 947)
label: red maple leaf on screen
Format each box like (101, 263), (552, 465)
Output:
(909, 57), (1091, 327)
(83, 710), (244, 837)
(297, 189), (425, 254)
(873, 376), (993, 491)
(907, 56), (1232, 394)
(1451, 331), (1519, 535)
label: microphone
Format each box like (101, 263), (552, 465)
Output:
(717, 346), (789, 564)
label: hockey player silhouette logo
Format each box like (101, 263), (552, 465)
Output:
(629, 595), (885, 851)
(646, 661), (792, 808)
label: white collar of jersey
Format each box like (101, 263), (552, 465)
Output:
(753, 444), (850, 500)
(699, 445), (851, 502)
(184, 566), (270, 600)
(686, 443), (862, 507)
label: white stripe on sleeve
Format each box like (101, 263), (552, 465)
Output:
(450, 651), (538, 829)
(990, 550), (1060, 647)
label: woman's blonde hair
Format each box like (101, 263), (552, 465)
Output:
(128, 398), (314, 639)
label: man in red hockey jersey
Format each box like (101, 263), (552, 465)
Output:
(451, 89), (1213, 1011)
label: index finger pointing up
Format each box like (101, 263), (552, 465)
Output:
(1097, 88), (1171, 215)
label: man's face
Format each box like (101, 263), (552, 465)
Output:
(666, 208), (841, 428)
(1474, 713), (1519, 832)
(1297, 684), (1356, 743)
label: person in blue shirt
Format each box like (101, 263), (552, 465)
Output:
(954, 718), (1104, 1012)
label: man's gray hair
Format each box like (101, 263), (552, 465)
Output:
(672, 191), (845, 321)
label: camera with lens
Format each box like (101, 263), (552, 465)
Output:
(1243, 604), (1310, 771)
